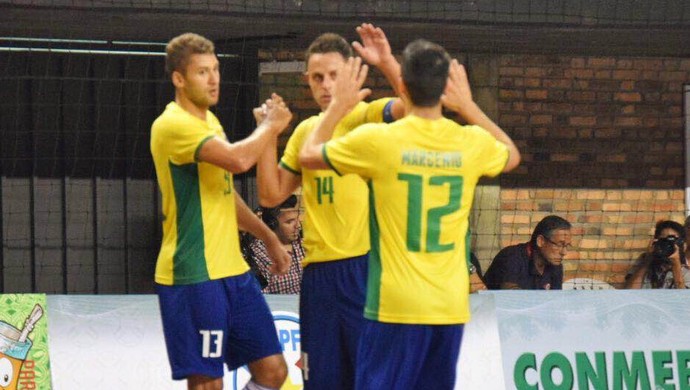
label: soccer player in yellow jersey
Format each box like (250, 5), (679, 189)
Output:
(300, 41), (520, 388)
(256, 24), (404, 389)
(151, 33), (293, 390)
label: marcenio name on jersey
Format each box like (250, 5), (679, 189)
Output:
(401, 150), (462, 168)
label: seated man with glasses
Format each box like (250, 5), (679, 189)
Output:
(484, 215), (572, 290)
(625, 220), (690, 289)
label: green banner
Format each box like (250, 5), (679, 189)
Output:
(0, 294), (51, 390)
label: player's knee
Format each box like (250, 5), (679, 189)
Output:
(187, 374), (223, 390)
(249, 355), (288, 388)
(263, 359), (288, 388)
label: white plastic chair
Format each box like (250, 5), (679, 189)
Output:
(562, 277), (616, 290)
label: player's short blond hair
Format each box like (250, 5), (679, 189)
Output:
(165, 33), (215, 75)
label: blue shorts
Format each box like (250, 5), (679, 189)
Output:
(299, 254), (368, 390)
(355, 320), (464, 390)
(156, 272), (282, 380)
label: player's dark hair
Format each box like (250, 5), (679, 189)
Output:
(165, 32), (215, 76)
(530, 215), (572, 247)
(305, 33), (353, 63)
(401, 39), (450, 107)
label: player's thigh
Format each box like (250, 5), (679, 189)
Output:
(300, 261), (359, 389)
(415, 324), (464, 389)
(356, 321), (461, 390)
(224, 273), (283, 371)
(156, 281), (230, 380)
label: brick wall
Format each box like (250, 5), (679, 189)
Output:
(497, 54), (689, 288)
(499, 189), (685, 287)
(498, 55), (690, 189)
(257, 51), (690, 289)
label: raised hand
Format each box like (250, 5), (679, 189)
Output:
(353, 23), (395, 67)
(329, 56), (371, 114)
(263, 93), (293, 134)
(253, 100), (269, 125)
(441, 59), (474, 115)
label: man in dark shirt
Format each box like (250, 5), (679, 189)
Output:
(484, 215), (572, 290)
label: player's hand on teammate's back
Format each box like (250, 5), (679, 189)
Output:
(262, 93), (293, 135)
(441, 59), (475, 115)
(265, 235), (291, 276)
(330, 57), (371, 115)
(353, 23), (395, 67)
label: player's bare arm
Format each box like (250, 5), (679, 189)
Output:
(255, 123), (302, 207)
(234, 192), (291, 275)
(353, 23), (406, 119)
(469, 273), (487, 293)
(300, 57), (371, 169)
(197, 93), (292, 173)
(441, 59), (521, 172)
(500, 281), (522, 290)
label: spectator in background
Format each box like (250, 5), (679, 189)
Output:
(483, 215), (572, 290)
(245, 195), (305, 294)
(625, 220), (690, 289)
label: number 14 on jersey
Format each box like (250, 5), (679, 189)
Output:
(314, 176), (334, 204)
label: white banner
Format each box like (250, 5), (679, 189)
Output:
(47, 295), (301, 390)
(49, 291), (689, 389)
(458, 293), (506, 389)
(46, 294), (503, 389)
(491, 290), (690, 390)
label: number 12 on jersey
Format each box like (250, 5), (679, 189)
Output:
(398, 173), (463, 253)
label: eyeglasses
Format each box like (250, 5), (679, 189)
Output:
(544, 237), (574, 251)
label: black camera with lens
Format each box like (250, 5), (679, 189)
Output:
(651, 236), (683, 264)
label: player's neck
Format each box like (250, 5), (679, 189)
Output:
(175, 93), (208, 121)
(408, 104), (442, 120)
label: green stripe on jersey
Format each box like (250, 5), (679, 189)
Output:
(365, 181), (382, 320)
(194, 135), (215, 162)
(322, 145), (343, 176)
(170, 161), (209, 284)
(279, 161), (301, 176)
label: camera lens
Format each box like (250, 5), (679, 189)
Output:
(653, 237), (676, 258)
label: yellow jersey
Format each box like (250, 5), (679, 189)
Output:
(280, 99), (392, 265)
(324, 114), (509, 324)
(151, 102), (248, 285)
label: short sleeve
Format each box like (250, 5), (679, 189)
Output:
(363, 98), (393, 123)
(338, 98), (393, 131)
(467, 125), (510, 178)
(164, 119), (217, 165)
(488, 247), (525, 288)
(323, 123), (383, 180)
(280, 117), (314, 175)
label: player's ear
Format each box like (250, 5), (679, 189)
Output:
(172, 70), (185, 88)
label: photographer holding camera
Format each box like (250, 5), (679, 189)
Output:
(625, 220), (690, 289)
